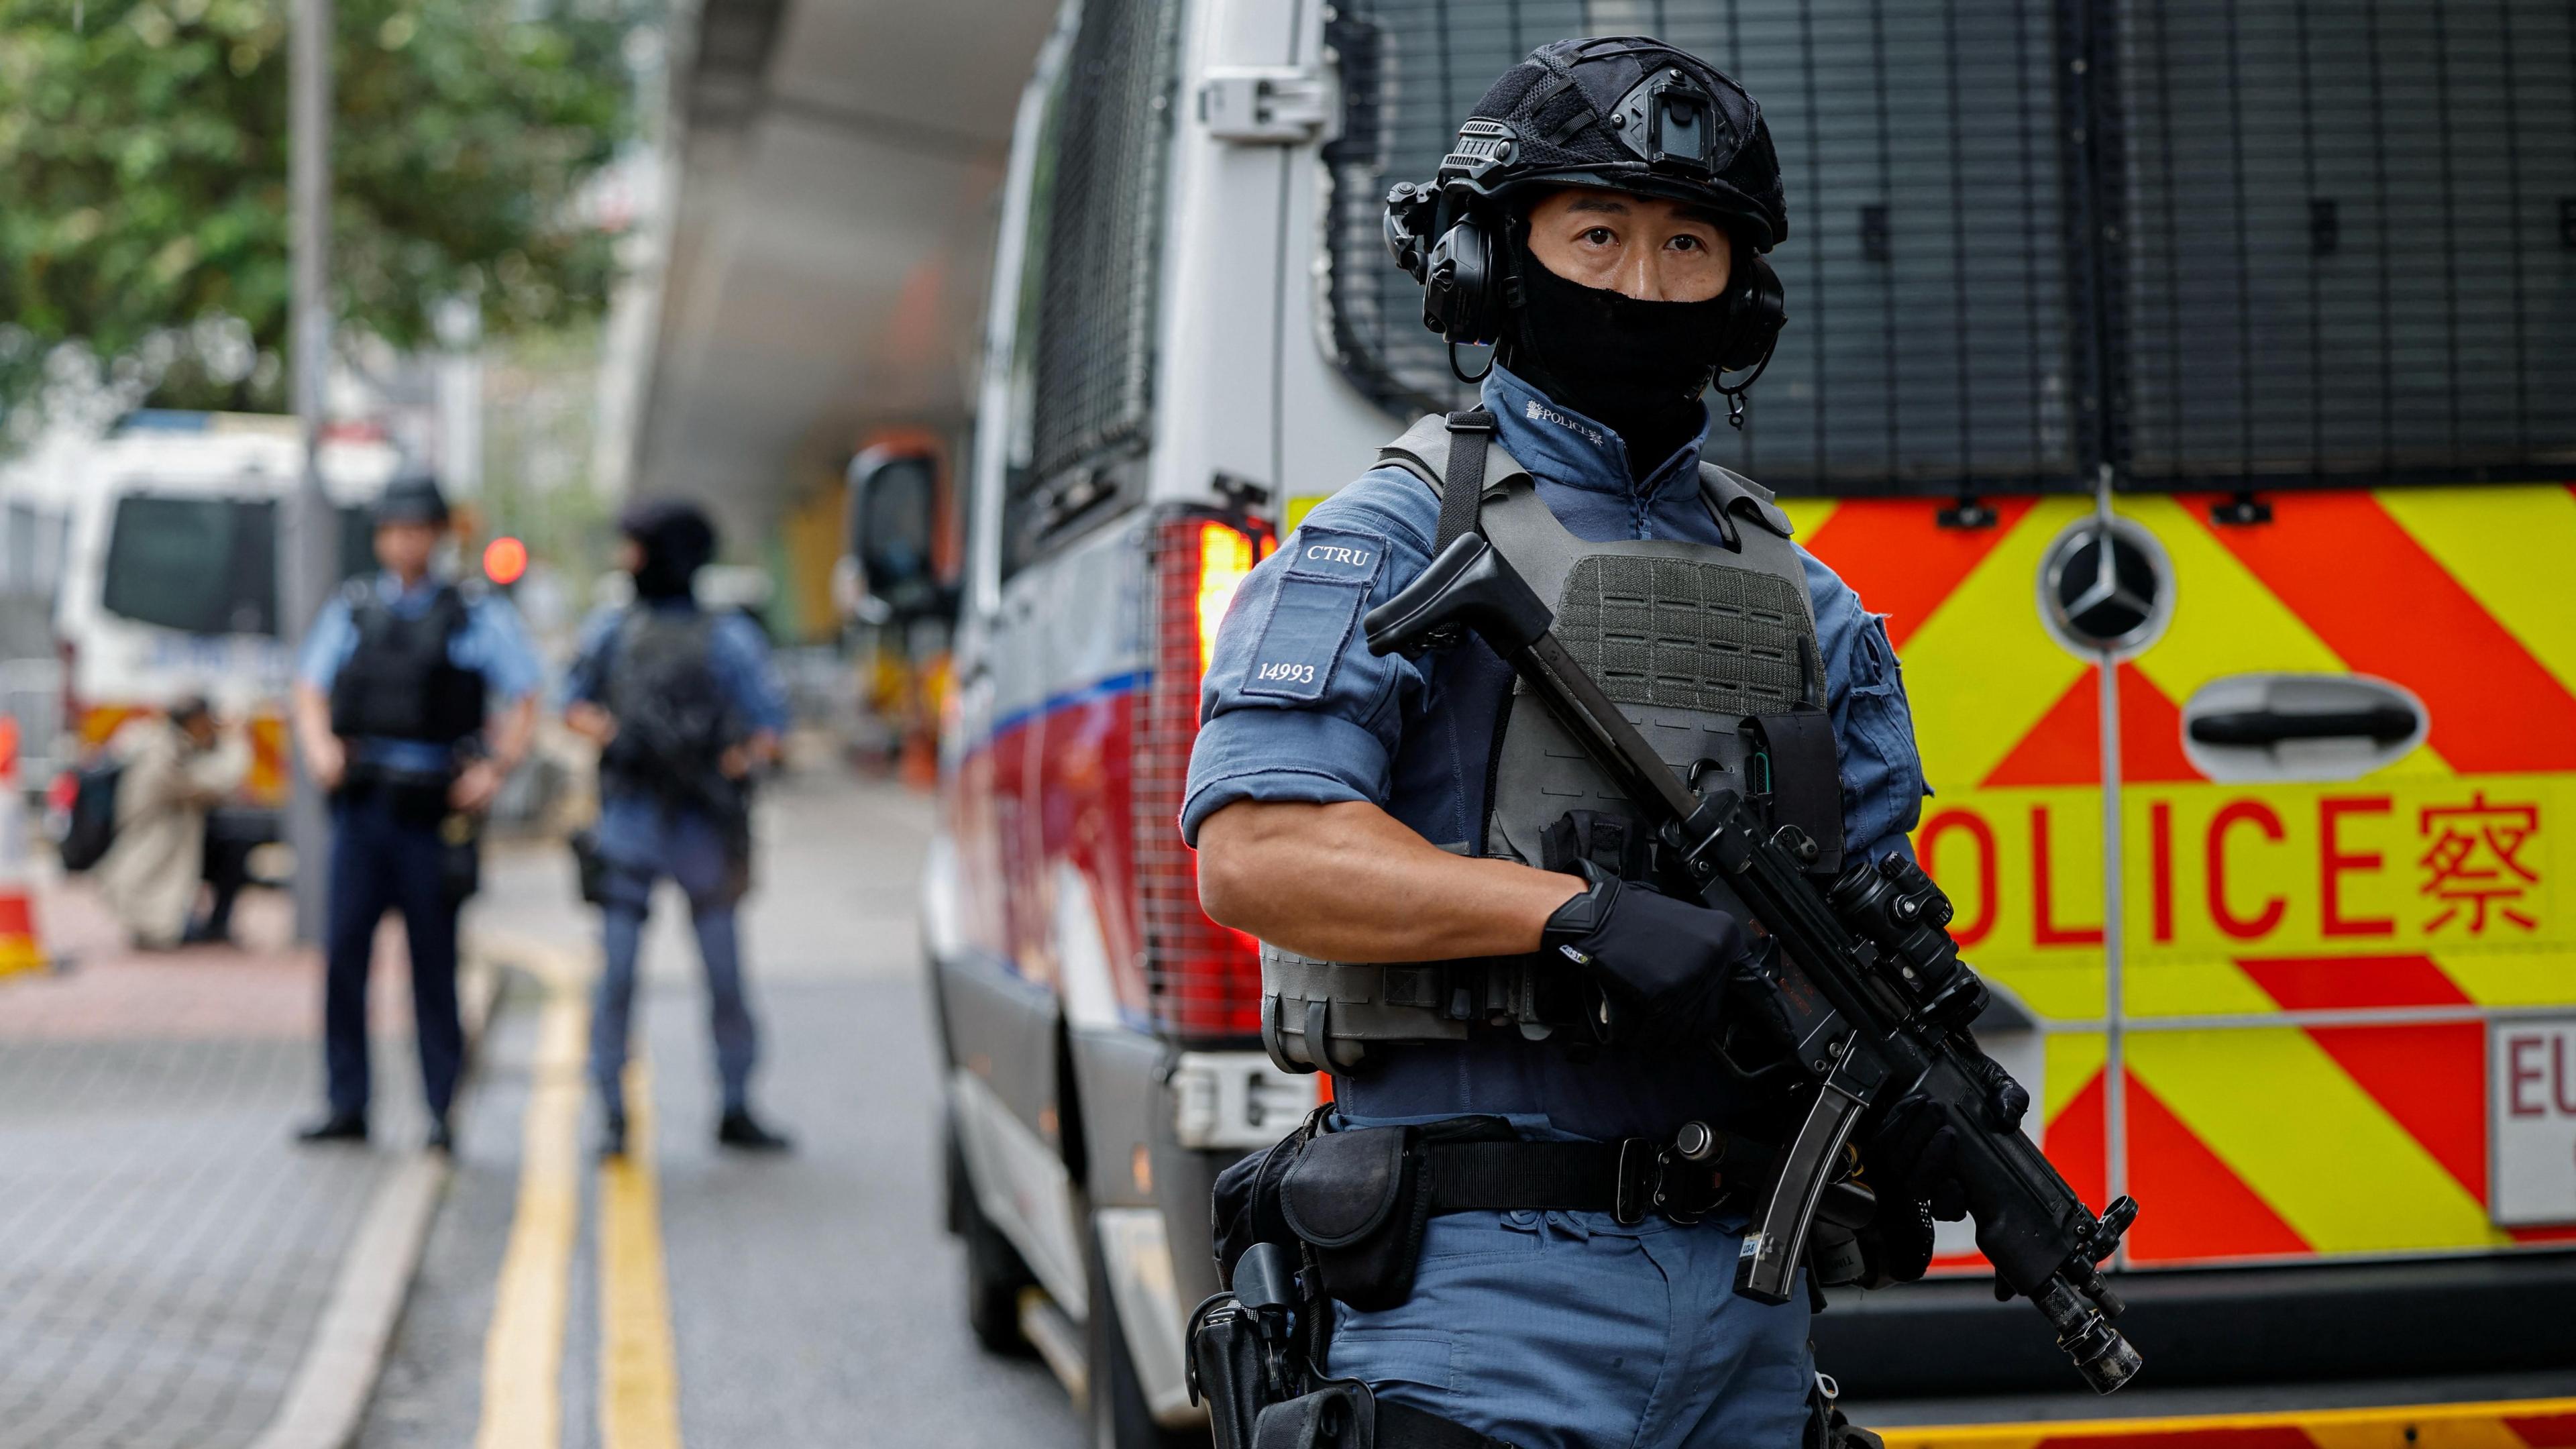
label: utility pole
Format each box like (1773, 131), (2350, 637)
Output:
(283, 0), (335, 943)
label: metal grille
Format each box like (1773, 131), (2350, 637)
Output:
(1324, 0), (2576, 496)
(1324, 0), (2076, 496)
(2116, 0), (2576, 488)
(1027, 0), (1181, 484)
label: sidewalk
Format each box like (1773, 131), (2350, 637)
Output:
(0, 877), (463, 1449)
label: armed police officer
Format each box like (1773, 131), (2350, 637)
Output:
(1188, 39), (1951, 1449)
(294, 474), (543, 1152)
(566, 501), (791, 1157)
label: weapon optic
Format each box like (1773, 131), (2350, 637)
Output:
(1362, 531), (2143, 1394)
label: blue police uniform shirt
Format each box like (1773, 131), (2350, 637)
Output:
(1182, 364), (1931, 1140)
(297, 571), (545, 775)
(564, 601), (789, 861)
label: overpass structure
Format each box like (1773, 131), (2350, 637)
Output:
(636, 0), (1059, 549)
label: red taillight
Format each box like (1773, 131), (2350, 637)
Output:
(1134, 513), (1273, 1040)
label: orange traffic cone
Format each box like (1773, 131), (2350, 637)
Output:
(0, 717), (46, 977)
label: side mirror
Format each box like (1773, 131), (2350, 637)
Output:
(845, 449), (954, 623)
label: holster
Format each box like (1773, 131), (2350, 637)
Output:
(437, 811), (482, 905)
(1805, 1373), (1884, 1449)
(568, 828), (612, 906)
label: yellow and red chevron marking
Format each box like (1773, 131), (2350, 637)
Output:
(244, 713), (289, 805)
(1880, 1396), (2576, 1449)
(81, 704), (293, 808)
(1784, 484), (2576, 1269)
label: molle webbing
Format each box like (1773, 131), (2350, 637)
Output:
(1261, 943), (1603, 1075)
(1556, 554), (1815, 718)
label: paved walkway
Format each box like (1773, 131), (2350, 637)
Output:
(0, 871), (452, 1449)
(357, 766), (1079, 1448)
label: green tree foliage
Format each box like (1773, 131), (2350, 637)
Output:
(0, 0), (641, 416)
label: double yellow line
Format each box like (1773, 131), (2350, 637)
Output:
(475, 945), (682, 1449)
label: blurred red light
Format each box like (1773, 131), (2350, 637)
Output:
(482, 535), (529, 586)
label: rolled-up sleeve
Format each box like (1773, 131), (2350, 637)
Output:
(1179, 471), (1438, 845)
(712, 615), (791, 735)
(461, 596), (545, 703)
(1802, 549), (1929, 862)
(296, 597), (356, 690)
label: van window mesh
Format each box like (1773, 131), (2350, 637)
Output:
(2116, 0), (2576, 488)
(1324, 0), (2576, 496)
(1027, 0), (1181, 484)
(1326, 0), (2075, 496)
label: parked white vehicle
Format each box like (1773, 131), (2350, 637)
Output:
(54, 411), (399, 816)
(851, 1), (2576, 1444)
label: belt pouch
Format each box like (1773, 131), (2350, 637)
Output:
(1213, 1113), (1324, 1285)
(1279, 1126), (1428, 1313)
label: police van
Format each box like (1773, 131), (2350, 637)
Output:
(865, 0), (2576, 1441)
(54, 411), (398, 829)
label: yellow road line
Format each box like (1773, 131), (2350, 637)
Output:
(600, 1059), (682, 1449)
(476, 961), (590, 1449)
(1880, 1393), (2576, 1448)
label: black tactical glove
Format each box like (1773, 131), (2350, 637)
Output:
(1540, 861), (1754, 1048)
(1855, 1194), (1937, 1285)
(1862, 1093), (1970, 1224)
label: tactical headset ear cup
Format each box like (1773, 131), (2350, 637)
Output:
(1421, 216), (1509, 346)
(1713, 253), (1786, 374)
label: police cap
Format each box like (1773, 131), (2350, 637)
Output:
(376, 473), (451, 527)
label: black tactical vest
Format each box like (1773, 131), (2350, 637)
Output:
(327, 580), (487, 746)
(1261, 416), (1840, 1076)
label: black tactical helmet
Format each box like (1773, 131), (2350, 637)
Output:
(1385, 37), (1792, 382)
(375, 472), (450, 527)
(1421, 37), (1786, 250)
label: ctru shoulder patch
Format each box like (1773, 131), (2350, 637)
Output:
(1242, 525), (1387, 702)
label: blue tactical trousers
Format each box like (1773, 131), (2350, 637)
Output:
(1326, 1210), (1815, 1449)
(323, 790), (464, 1122)
(588, 800), (758, 1115)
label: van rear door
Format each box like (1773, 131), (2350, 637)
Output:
(2098, 1), (2576, 1266)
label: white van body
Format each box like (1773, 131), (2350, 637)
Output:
(54, 413), (400, 808)
(927, 0), (2576, 1438)
(926, 3), (1407, 1440)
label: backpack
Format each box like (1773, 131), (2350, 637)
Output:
(601, 608), (743, 810)
(56, 757), (124, 873)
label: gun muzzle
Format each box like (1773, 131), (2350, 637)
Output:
(2031, 1273), (2144, 1393)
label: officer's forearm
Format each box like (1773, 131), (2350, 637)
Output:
(290, 684), (335, 760)
(1196, 800), (1582, 963)
(488, 694), (538, 771)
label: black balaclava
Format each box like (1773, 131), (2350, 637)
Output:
(1499, 235), (1722, 481)
(620, 500), (716, 603)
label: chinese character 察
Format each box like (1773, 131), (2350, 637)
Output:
(2418, 792), (2540, 934)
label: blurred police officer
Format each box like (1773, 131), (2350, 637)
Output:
(1188, 38), (1949, 1449)
(566, 501), (790, 1158)
(293, 474), (542, 1152)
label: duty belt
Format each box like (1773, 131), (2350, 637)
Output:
(1415, 1122), (1773, 1227)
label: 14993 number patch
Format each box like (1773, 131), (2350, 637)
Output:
(1240, 525), (1388, 703)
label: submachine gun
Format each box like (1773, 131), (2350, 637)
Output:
(1362, 533), (2144, 1395)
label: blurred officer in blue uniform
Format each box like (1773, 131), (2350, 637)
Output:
(1187, 38), (1945, 1449)
(293, 474), (542, 1152)
(565, 501), (791, 1157)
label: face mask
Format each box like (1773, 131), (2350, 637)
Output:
(1505, 249), (1723, 472)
